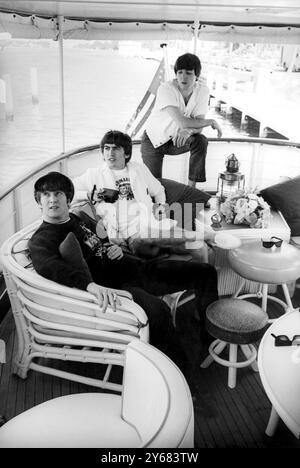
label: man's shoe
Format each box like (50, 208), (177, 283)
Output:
(0, 415), (6, 427)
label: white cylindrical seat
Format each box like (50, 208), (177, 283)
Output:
(228, 240), (300, 285)
(228, 240), (300, 321)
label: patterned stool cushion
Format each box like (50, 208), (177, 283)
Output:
(206, 298), (268, 344)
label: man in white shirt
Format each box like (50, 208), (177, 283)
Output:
(73, 130), (216, 257)
(142, 53), (222, 188)
(72, 132), (219, 349)
(73, 131), (170, 246)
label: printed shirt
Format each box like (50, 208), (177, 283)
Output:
(145, 79), (209, 148)
(78, 221), (109, 258)
(111, 167), (141, 239)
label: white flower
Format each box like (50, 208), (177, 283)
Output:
(219, 189), (271, 228)
(248, 199), (258, 212)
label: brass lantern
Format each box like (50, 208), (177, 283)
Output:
(217, 154), (245, 201)
(226, 154), (240, 173)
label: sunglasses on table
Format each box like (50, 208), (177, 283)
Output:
(271, 333), (300, 347)
(261, 236), (283, 249)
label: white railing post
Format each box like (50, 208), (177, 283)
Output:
(30, 67), (39, 104)
(0, 78), (5, 119)
(3, 74), (14, 120)
(193, 19), (200, 55)
(259, 122), (267, 138)
(226, 76), (235, 114)
(58, 15), (66, 153)
(240, 112), (247, 128)
(287, 45), (299, 73)
(12, 188), (21, 232)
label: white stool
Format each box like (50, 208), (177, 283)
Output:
(200, 298), (268, 389)
(228, 240), (300, 323)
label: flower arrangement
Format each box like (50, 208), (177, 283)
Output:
(219, 189), (271, 228)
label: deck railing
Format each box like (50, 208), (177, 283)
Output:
(0, 137), (299, 263)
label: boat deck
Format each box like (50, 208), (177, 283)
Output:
(1, 289), (300, 448)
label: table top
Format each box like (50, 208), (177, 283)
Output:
(228, 238), (300, 284)
(199, 197), (290, 241)
(258, 310), (300, 438)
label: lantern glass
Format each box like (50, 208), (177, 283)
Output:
(217, 172), (245, 201)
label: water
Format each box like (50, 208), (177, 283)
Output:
(0, 42), (296, 193)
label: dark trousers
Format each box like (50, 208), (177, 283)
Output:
(124, 285), (188, 373)
(89, 254), (218, 374)
(141, 130), (208, 182)
(123, 258), (218, 371)
(140, 259), (218, 336)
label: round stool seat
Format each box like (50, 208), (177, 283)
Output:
(206, 298), (268, 344)
(228, 240), (300, 284)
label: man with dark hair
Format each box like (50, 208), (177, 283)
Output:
(34, 171), (75, 204)
(29, 171), (218, 374)
(73, 130), (216, 248)
(141, 52), (222, 188)
(100, 130), (133, 162)
(74, 130), (173, 248)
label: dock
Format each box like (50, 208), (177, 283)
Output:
(206, 67), (300, 141)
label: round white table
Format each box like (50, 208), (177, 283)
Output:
(258, 310), (300, 438)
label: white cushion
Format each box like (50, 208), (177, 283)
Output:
(0, 394), (140, 448)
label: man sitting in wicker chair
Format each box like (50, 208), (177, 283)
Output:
(29, 172), (218, 374)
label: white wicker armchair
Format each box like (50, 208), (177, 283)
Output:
(0, 340), (194, 448)
(0, 221), (149, 392)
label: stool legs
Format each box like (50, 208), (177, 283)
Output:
(200, 341), (227, 368)
(240, 345), (259, 372)
(265, 406), (280, 437)
(233, 280), (295, 322)
(228, 344), (238, 388)
(200, 339), (257, 389)
(281, 283), (294, 311)
(262, 284), (268, 312)
(232, 280), (246, 298)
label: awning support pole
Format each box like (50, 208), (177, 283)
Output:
(160, 43), (171, 80)
(193, 19), (200, 55)
(288, 45), (299, 73)
(58, 15), (65, 153)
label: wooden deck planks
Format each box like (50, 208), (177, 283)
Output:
(196, 366), (241, 447)
(1, 302), (300, 447)
(206, 366), (253, 448)
(2, 329), (18, 421)
(215, 366), (263, 448)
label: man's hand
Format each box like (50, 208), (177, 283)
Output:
(194, 220), (216, 243)
(106, 244), (123, 260)
(153, 203), (167, 220)
(87, 190), (94, 203)
(87, 282), (121, 313)
(211, 119), (222, 138)
(172, 129), (192, 147)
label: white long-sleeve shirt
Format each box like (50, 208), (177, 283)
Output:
(73, 161), (169, 241)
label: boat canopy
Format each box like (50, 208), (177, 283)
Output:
(0, 0), (299, 43)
